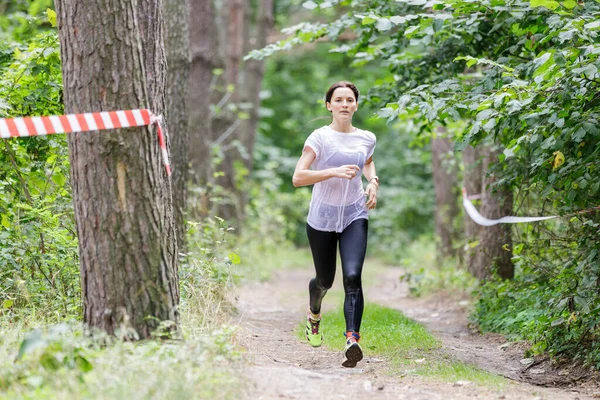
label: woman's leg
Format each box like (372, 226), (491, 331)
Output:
(339, 218), (368, 333)
(306, 224), (338, 314)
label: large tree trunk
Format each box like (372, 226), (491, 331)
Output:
(56, 0), (179, 338)
(470, 146), (514, 280)
(431, 130), (460, 262)
(462, 145), (482, 272)
(166, 0), (191, 251)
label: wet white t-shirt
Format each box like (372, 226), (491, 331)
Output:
(303, 125), (377, 232)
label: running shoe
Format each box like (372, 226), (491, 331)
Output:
(305, 310), (323, 347)
(342, 331), (363, 368)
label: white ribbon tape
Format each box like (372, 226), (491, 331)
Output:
(462, 190), (558, 226)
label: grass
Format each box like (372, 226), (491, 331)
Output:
(388, 237), (478, 298)
(0, 217), (249, 400)
(298, 301), (506, 388)
(0, 306), (244, 400)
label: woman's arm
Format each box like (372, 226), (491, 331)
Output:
(363, 156), (378, 209)
(292, 147), (360, 187)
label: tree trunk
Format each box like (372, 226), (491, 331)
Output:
(187, 0), (221, 189)
(239, 0), (273, 174)
(470, 146), (514, 280)
(431, 130), (460, 262)
(208, 0), (247, 222)
(56, 0), (179, 338)
(462, 145), (482, 272)
(166, 0), (191, 251)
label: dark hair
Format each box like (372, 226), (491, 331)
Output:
(325, 81), (359, 111)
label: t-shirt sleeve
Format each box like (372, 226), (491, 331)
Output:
(366, 132), (377, 160)
(303, 130), (322, 159)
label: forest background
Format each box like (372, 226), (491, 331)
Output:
(0, 0), (599, 396)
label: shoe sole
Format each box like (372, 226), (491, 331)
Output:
(342, 342), (363, 368)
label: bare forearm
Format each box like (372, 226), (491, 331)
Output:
(292, 168), (335, 187)
(363, 161), (377, 182)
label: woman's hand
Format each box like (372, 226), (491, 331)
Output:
(331, 165), (360, 180)
(365, 182), (378, 209)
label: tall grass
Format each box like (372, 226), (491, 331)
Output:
(0, 216), (245, 400)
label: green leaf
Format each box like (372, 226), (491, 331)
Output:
(513, 243), (524, 255)
(561, 0), (577, 8)
(3, 299), (13, 309)
(1, 214), (10, 228)
(46, 8), (57, 27)
(40, 353), (61, 371)
(75, 355), (93, 372)
(52, 172), (67, 187)
(533, 53), (554, 77)
(530, 0), (560, 9)
(362, 16), (377, 25)
(228, 253), (241, 265)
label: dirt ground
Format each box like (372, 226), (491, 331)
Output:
(235, 265), (600, 400)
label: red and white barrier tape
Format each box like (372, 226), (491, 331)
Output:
(0, 109), (171, 176)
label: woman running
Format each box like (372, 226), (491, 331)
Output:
(292, 81), (378, 368)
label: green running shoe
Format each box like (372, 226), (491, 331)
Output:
(342, 332), (363, 368)
(305, 310), (323, 347)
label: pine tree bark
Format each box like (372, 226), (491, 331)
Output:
(462, 145), (482, 272)
(470, 146), (514, 280)
(431, 131), (460, 261)
(166, 0), (191, 251)
(56, 0), (179, 338)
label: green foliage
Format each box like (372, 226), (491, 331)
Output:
(0, 322), (242, 399)
(0, 212), (244, 399)
(396, 236), (477, 297)
(474, 215), (600, 368)
(0, 1), (55, 43)
(180, 216), (239, 334)
(254, 0), (600, 367)
(0, 8), (80, 322)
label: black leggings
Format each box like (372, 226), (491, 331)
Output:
(306, 218), (368, 333)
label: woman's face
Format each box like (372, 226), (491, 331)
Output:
(326, 87), (358, 121)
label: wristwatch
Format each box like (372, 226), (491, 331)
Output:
(369, 176), (379, 185)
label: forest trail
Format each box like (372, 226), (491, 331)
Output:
(235, 264), (598, 400)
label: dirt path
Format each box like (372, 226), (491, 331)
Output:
(235, 265), (598, 400)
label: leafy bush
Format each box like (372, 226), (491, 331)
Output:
(474, 216), (600, 369)
(0, 11), (80, 321)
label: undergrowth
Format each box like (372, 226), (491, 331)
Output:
(0, 214), (245, 399)
(391, 237), (477, 298)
